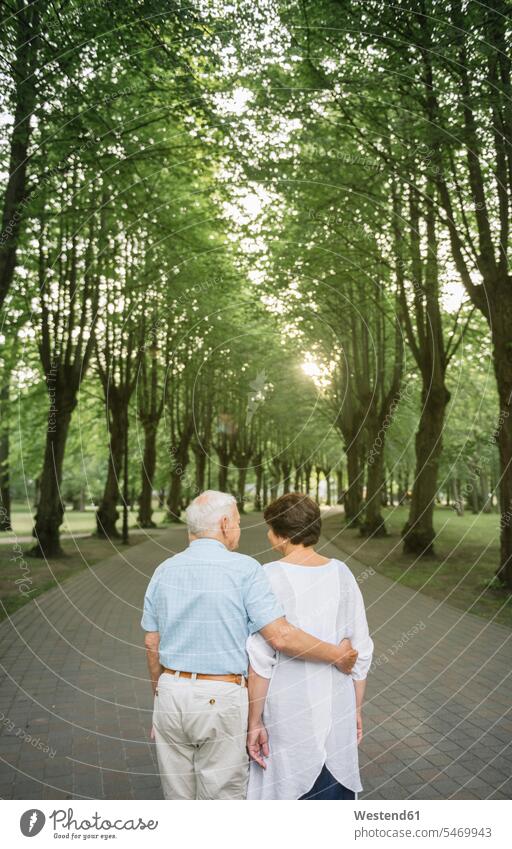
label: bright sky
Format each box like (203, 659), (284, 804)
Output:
(441, 280), (467, 312)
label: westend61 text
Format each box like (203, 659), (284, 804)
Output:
(354, 810), (420, 820)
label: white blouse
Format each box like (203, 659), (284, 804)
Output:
(246, 558), (373, 800)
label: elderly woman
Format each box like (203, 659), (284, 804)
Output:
(246, 493), (373, 800)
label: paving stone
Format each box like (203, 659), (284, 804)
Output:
(0, 518), (510, 800)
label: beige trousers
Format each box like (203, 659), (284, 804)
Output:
(152, 672), (249, 800)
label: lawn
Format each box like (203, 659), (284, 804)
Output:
(0, 502), (167, 538)
(321, 505), (512, 628)
(0, 503), (168, 621)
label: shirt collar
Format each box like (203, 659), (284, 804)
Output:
(189, 537), (227, 551)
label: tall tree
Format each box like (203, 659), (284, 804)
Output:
(95, 239), (144, 539)
(137, 338), (164, 529)
(29, 177), (105, 556)
(0, 0), (40, 309)
(324, 0), (512, 582)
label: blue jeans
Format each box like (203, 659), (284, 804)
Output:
(300, 765), (355, 800)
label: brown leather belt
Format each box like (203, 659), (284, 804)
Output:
(163, 668), (247, 687)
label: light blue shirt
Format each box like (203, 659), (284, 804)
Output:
(141, 538), (284, 675)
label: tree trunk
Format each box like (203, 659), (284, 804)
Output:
(388, 477), (394, 506)
(254, 465), (263, 511)
(336, 468), (343, 505)
(324, 470), (332, 505)
(167, 447), (190, 522)
(194, 445), (207, 494)
(402, 386), (450, 554)
(33, 476), (40, 511)
(71, 490), (85, 512)
(344, 440), (362, 526)
(381, 479), (389, 507)
(315, 467), (321, 503)
(451, 478), (464, 516)
(237, 466), (247, 512)
(398, 470), (407, 504)
(470, 470), (479, 514)
(96, 404), (126, 538)
(490, 469), (497, 510)
(282, 461), (292, 493)
(492, 312), (512, 587)
(167, 471), (182, 521)
(360, 439), (387, 537)
(217, 455), (229, 492)
(304, 463), (312, 495)
(137, 421), (157, 528)
(480, 468), (491, 513)
(0, 379), (11, 531)
(270, 460), (280, 500)
(262, 472), (268, 508)
(228, 473), (237, 498)
(30, 394), (76, 557)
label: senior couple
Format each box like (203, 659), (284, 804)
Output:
(141, 490), (373, 800)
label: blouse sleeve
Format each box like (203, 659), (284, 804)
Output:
(348, 575), (374, 681)
(246, 632), (278, 679)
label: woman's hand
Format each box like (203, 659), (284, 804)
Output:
(336, 637), (358, 674)
(247, 722), (269, 768)
(356, 710), (363, 745)
(150, 725), (155, 741)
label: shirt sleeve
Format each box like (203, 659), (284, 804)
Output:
(348, 574), (374, 681)
(243, 562), (284, 635)
(141, 573), (160, 632)
(246, 632), (277, 679)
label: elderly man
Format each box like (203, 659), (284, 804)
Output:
(141, 490), (357, 800)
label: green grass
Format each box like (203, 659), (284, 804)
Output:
(0, 503), (168, 621)
(0, 502), (167, 537)
(322, 505), (512, 629)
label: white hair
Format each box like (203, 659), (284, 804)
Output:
(185, 490), (237, 536)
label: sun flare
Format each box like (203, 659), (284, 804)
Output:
(301, 359), (322, 378)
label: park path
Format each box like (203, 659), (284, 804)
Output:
(0, 514), (511, 800)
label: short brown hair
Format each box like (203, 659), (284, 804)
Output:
(263, 492), (321, 547)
